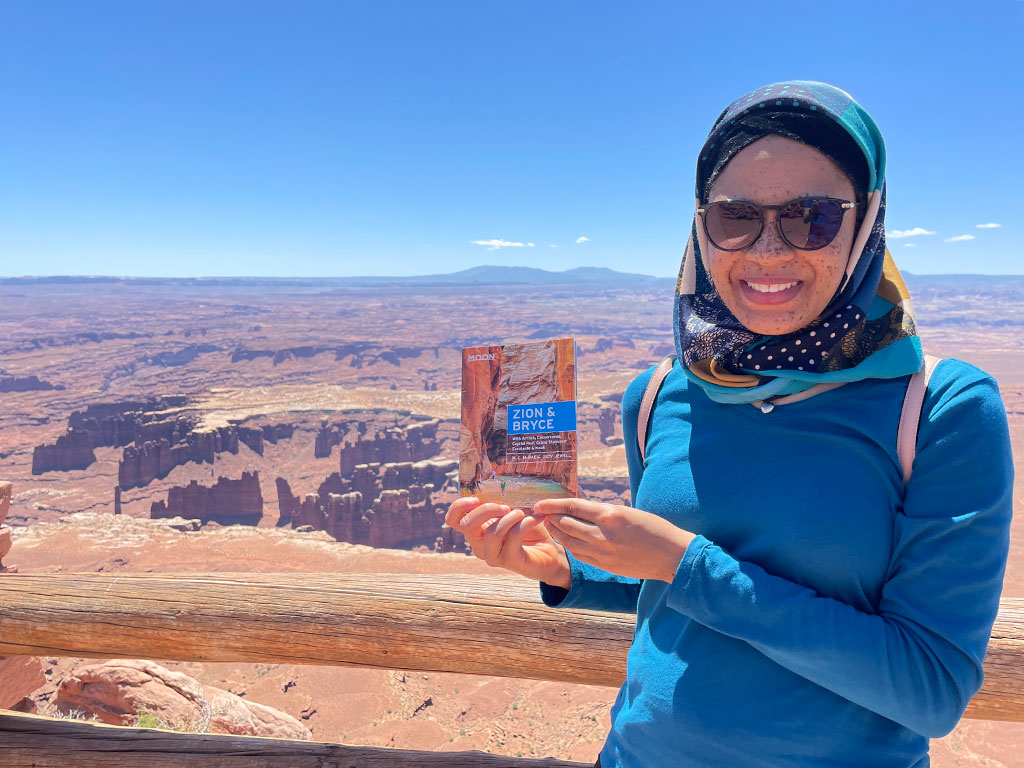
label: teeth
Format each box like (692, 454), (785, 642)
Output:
(745, 281), (799, 293)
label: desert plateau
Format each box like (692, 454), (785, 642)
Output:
(1, 268), (1022, 766)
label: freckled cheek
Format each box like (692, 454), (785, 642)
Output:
(808, 251), (845, 311)
(707, 250), (738, 293)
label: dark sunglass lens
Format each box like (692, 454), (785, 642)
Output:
(779, 198), (844, 249)
(705, 202), (761, 250)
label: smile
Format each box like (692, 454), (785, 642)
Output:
(743, 280), (801, 293)
(738, 279), (804, 305)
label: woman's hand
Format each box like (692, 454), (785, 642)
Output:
(532, 498), (697, 583)
(445, 497), (571, 588)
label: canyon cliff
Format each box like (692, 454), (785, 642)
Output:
(151, 471), (264, 525)
(277, 420), (461, 551)
(119, 426), (239, 489)
(31, 429), (96, 474)
(0, 374), (62, 392)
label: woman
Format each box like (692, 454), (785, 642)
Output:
(446, 81), (1013, 767)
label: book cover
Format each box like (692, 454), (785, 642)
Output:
(460, 338), (577, 509)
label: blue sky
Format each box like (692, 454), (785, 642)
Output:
(1, 1), (1021, 277)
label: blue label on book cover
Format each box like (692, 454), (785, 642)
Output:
(506, 401), (577, 435)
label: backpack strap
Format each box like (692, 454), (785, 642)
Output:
(637, 355), (676, 462)
(637, 353), (945, 485)
(897, 355), (943, 484)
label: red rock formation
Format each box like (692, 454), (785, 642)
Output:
(231, 342), (429, 368)
(277, 458), (459, 549)
(0, 374), (62, 392)
(598, 406), (619, 445)
(55, 660), (311, 740)
(119, 426), (239, 489)
(314, 421), (346, 458)
(31, 428), (96, 474)
(68, 397), (190, 449)
(151, 471), (263, 525)
(580, 476), (630, 507)
(0, 656), (45, 710)
(235, 423), (293, 455)
(237, 426), (265, 454)
(338, 420), (443, 474)
(133, 416), (194, 448)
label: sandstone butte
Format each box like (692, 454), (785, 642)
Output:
(151, 471), (264, 526)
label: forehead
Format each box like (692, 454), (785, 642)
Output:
(709, 135), (854, 201)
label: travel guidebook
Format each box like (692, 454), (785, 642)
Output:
(460, 338), (578, 509)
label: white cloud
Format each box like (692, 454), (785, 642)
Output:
(527, 242), (536, 247)
(575, 236), (589, 244)
(471, 239), (530, 251)
(904, 243), (916, 247)
(548, 244), (558, 248)
(945, 234), (975, 242)
(976, 222), (1002, 229)
(887, 227), (935, 239)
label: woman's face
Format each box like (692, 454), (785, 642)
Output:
(705, 134), (856, 336)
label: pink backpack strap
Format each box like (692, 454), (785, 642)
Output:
(637, 353), (943, 485)
(897, 355), (944, 484)
(637, 355), (676, 462)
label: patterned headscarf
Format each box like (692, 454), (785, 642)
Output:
(674, 81), (923, 404)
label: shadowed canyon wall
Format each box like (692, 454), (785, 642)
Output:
(0, 374), (63, 392)
(151, 471), (264, 525)
(277, 419), (464, 551)
(31, 429), (96, 474)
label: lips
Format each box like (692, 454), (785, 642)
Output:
(739, 279), (804, 305)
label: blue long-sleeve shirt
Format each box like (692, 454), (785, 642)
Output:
(540, 358), (1013, 767)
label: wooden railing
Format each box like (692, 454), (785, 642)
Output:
(1, 570), (1022, 763)
(0, 709), (586, 768)
(1, 572), (1023, 720)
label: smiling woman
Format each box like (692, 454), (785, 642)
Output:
(700, 136), (855, 335)
(446, 81), (1014, 768)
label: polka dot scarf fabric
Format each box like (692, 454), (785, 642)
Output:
(744, 304), (860, 373)
(674, 81), (923, 405)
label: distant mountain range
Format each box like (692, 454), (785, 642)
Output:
(2, 266), (1023, 294)
(355, 265), (670, 285)
(0, 265), (670, 287)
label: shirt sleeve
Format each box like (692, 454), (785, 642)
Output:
(664, 363), (1014, 738)
(538, 365), (659, 612)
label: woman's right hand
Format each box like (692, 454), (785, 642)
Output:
(446, 497), (571, 589)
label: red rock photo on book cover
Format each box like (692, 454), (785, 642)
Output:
(459, 338), (577, 509)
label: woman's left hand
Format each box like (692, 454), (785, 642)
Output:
(532, 498), (698, 583)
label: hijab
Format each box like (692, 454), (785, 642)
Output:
(674, 81), (923, 405)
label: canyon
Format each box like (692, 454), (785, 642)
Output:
(1, 271), (1022, 766)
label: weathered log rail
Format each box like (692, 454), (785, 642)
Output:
(0, 572), (632, 685)
(1, 572), (1022, 722)
(0, 710), (588, 768)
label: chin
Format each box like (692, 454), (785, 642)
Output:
(737, 311), (814, 337)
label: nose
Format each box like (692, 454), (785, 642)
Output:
(745, 210), (796, 263)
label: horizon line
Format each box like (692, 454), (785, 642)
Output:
(2, 267), (1024, 281)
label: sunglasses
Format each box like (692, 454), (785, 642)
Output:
(697, 196), (855, 252)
